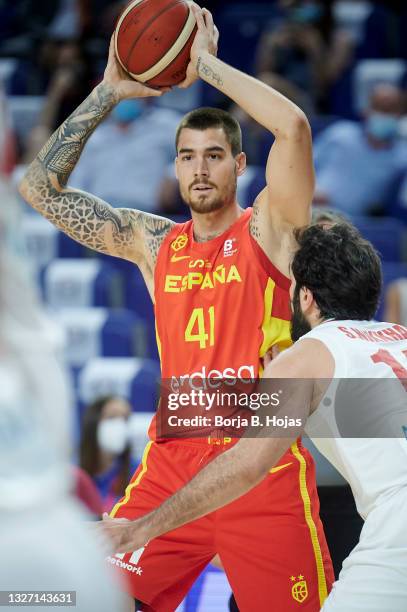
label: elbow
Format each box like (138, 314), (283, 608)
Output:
(285, 110), (311, 142)
(18, 176), (29, 202)
(18, 160), (50, 206)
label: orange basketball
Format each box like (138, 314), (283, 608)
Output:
(114, 0), (197, 88)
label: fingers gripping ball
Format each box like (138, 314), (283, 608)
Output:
(114, 0), (197, 87)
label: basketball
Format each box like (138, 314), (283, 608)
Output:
(114, 0), (197, 88)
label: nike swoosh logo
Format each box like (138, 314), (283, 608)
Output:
(171, 254), (190, 263)
(269, 462), (293, 474)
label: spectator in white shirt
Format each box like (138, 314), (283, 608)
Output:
(70, 99), (181, 212)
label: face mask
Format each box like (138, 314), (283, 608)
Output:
(97, 418), (128, 454)
(366, 112), (399, 141)
(290, 3), (323, 23)
(112, 99), (144, 124)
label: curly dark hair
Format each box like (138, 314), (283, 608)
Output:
(292, 223), (382, 321)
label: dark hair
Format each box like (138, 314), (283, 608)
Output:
(292, 223), (382, 321)
(175, 107), (242, 156)
(79, 395), (131, 497)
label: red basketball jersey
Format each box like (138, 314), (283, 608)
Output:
(149, 208), (292, 438)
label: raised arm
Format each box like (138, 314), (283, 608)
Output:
(19, 38), (174, 270)
(182, 5), (313, 260)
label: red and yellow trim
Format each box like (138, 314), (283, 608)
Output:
(110, 441), (153, 518)
(292, 441), (328, 607)
(259, 278), (292, 374)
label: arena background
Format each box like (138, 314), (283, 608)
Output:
(0, 1), (406, 609)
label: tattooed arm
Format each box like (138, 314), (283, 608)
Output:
(19, 38), (173, 270)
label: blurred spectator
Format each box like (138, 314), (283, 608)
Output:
(0, 95), (125, 610)
(23, 38), (95, 160)
(1, 0), (91, 45)
(313, 83), (407, 216)
(255, 0), (354, 113)
(79, 395), (138, 513)
(69, 99), (181, 211)
(384, 278), (407, 325)
(0, 83), (17, 174)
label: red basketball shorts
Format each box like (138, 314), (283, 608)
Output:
(108, 439), (334, 611)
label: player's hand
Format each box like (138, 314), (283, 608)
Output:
(178, 3), (219, 89)
(95, 513), (149, 554)
(102, 35), (170, 100)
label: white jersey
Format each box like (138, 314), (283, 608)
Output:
(301, 319), (407, 519)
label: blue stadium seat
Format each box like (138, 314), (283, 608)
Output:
(22, 216), (85, 273)
(177, 566), (231, 611)
(53, 307), (148, 368)
(351, 216), (405, 262)
(44, 258), (122, 308)
(389, 170), (407, 224)
(125, 265), (158, 361)
(8, 95), (44, 140)
(98, 254), (159, 360)
(78, 357), (160, 413)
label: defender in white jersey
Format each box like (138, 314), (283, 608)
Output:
(100, 222), (407, 612)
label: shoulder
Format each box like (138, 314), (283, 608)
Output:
(129, 210), (177, 267)
(269, 338), (335, 379)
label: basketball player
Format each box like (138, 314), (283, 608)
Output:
(102, 223), (407, 612)
(19, 4), (333, 610)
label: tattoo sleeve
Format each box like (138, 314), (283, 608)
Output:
(38, 83), (117, 188)
(19, 83), (173, 264)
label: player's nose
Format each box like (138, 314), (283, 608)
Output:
(194, 156), (209, 177)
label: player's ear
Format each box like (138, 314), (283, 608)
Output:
(300, 287), (314, 311)
(235, 152), (246, 177)
(174, 156), (179, 180)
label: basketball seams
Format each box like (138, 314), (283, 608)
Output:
(129, 3), (195, 82)
(145, 24), (195, 85)
(114, 0), (147, 73)
(125, 0), (184, 69)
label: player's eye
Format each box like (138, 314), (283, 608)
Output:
(181, 155), (192, 161)
(209, 154), (220, 160)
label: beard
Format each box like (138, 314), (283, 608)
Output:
(180, 173), (237, 214)
(290, 291), (311, 342)
(187, 192), (226, 214)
